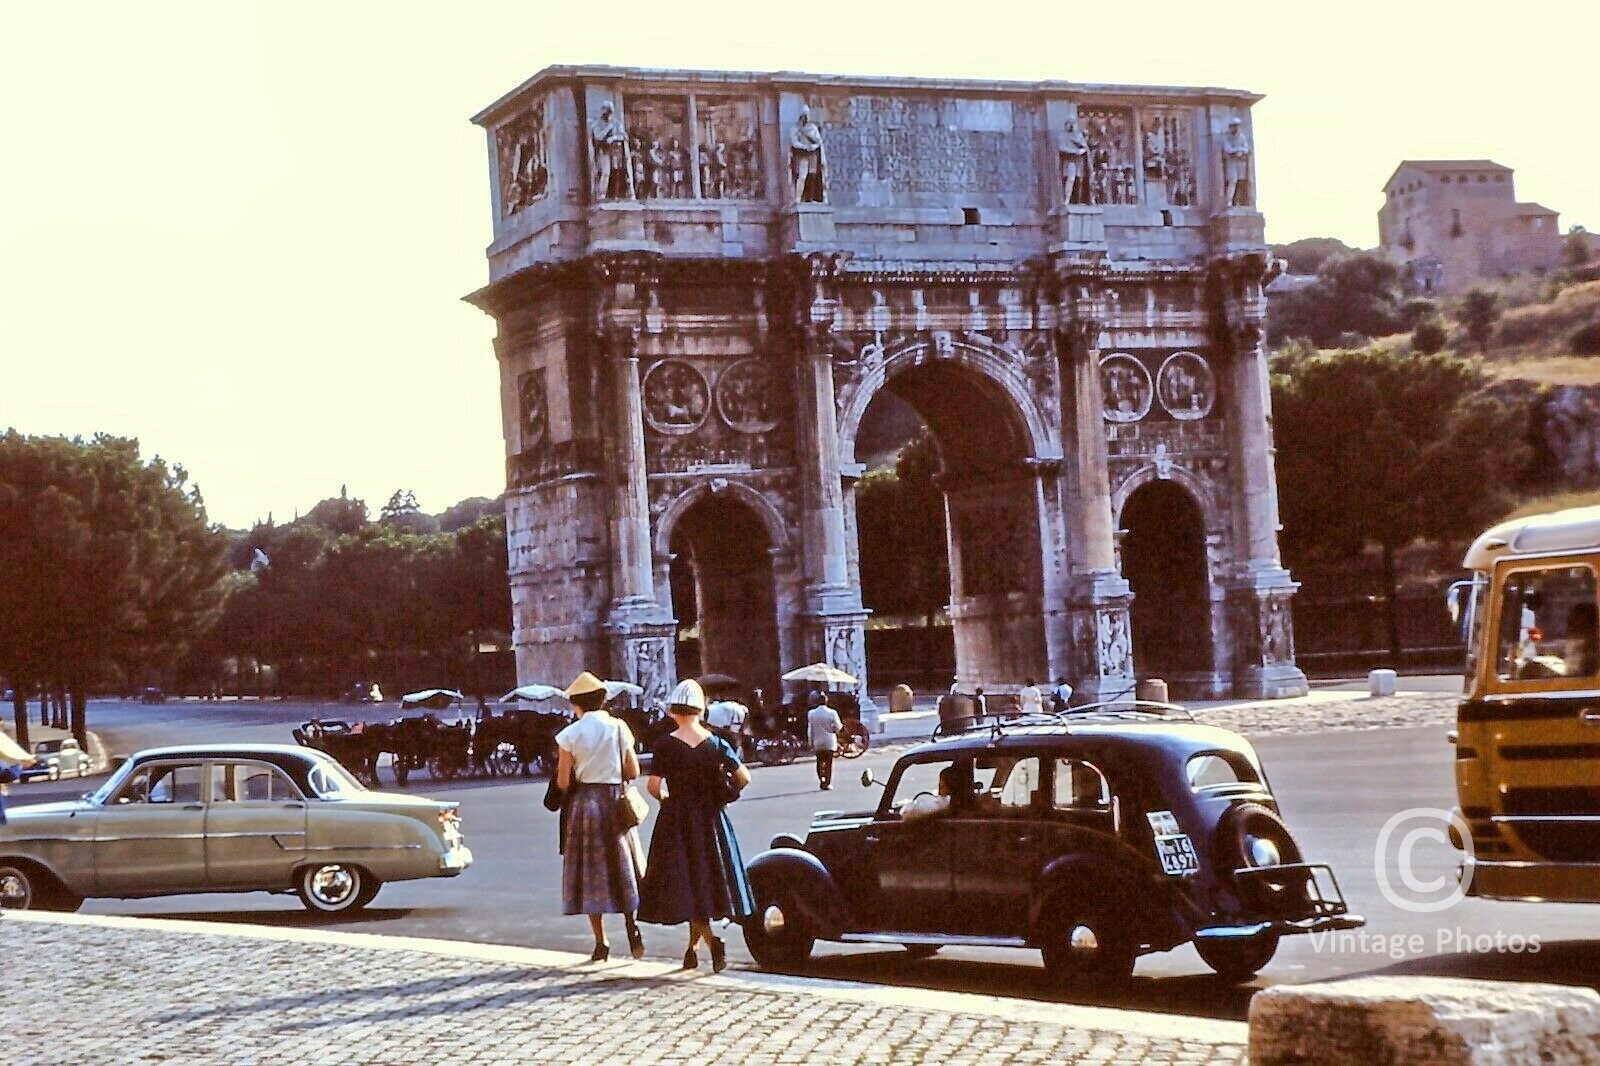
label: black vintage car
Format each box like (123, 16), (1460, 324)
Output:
(742, 705), (1363, 984)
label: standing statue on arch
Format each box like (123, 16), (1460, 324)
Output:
(790, 107), (827, 204)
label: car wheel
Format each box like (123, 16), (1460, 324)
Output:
(296, 863), (373, 915)
(0, 864), (39, 910)
(743, 892), (814, 970)
(1040, 904), (1135, 988)
(902, 944), (940, 959)
(1194, 932), (1279, 982)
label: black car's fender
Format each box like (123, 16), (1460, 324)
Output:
(746, 848), (851, 938)
(1030, 851), (1185, 952)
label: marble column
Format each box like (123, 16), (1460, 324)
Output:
(796, 307), (873, 720)
(600, 325), (677, 706)
(1215, 256), (1309, 698)
(1055, 280), (1136, 703)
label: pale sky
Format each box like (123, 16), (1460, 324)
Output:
(4, 1), (1594, 530)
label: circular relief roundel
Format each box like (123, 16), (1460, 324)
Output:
(641, 360), (710, 436)
(1156, 351), (1215, 420)
(1099, 353), (1153, 423)
(715, 358), (781, 434)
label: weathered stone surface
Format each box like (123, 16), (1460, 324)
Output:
(1249, 976), (1600, 1065)
(467, 66), (1309, 703)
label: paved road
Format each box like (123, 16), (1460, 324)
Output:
(12, 696), (1600, 1023)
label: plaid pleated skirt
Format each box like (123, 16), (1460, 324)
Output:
(561, 783), (644, 915)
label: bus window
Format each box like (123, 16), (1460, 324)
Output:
(1494, 565), (1598, 683)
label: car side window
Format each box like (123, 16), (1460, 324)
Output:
(888, 757), (964, 820)
(996, 756), (1043, 810)
(148, 764), (202, 804)
(113, 763), (201, 805)
(1052, 759), (1111, 811)
(211, 762), (299, 802)
(1494, 565), (1599, 683)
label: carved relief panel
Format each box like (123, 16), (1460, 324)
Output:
(1155, 352), (1215, 420)
(496, 99), (550, 217)
(1139, 110), (1195, 207)
(518, 368), (548, 452)
(696, 96), (763, 200)
(1100, 353), (1153, 423)
(643, 354), (793, 475)
(1080, 107), (1137, 205)
(624, 95), (692, 200)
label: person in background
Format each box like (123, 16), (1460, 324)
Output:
(554, 671), (646, 962)
(888, 683), (915, 715)
(1052, 676), (1075, 712)
(1018, 678), (1044, 716)
(806, 690), (843, 791)
(638, 679), (754, 972)
(972, 687), (989, 722)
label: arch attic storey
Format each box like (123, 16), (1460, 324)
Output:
(466, 66), (1307, 707)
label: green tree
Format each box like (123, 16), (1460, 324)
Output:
(1269, 237), (1355, 276)
(1268, 252), (1405, 347)
(856, 431), (950, 662)
(1411, 318), (1448, 355)
(1459, 288), (1502, 353)
(1564, 231), (1592, 269)
(1271, 346), (1530, 660)
(0, 433), (228, 745)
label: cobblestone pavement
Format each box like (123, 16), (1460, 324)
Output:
(4, 913), (1245, 1065)
(1196, 691), (1457, 737)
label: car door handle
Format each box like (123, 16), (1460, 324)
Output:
(1582, 710), (1600, 725)
(863, 833), (881, 844)
(183, 804), (204, 811)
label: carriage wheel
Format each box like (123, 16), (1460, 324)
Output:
(491, 743), (522, 777)
(838, 721), (870, 759)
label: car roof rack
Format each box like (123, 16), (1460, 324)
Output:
(931, 700), (1196, 742)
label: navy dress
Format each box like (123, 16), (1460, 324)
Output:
(638, 734), (754, 924)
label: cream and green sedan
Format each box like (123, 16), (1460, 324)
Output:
(0, 743), (472, 915)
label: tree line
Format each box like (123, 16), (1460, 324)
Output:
(0, 432), (510, 749)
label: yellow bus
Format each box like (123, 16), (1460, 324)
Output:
(1452, 505), (1600, 902)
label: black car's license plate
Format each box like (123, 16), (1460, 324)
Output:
(1155, 834), (1200, 876)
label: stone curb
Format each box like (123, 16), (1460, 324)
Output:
(6, 910), (1247, 1047)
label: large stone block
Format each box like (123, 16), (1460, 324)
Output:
(1249, 976), (1600, 1065)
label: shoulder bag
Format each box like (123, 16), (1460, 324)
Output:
(711, 737), (745, 806)
(615, 723), (650, 829)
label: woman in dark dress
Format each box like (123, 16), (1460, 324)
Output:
(638, 678), (754, 971)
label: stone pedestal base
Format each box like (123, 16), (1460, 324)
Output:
(1225, 569), (1309, 698)
(782, 203), (837, 248)
(1249, 976), (1600, 1065)
(1209, 207), (1266, 255)
(589, 201), (653, 251)
(1063, 571), (1136, 705)
(1048, 204), (1108, 253)
(606, 597), (677, 708)
(800, 587), (875, 729)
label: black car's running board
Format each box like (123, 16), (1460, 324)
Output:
(838, 932), (1031, 949)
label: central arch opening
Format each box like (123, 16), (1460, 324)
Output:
(1121, 480), (1211, 676)
(852, 356), (1047, 691)
(668, 494), (780, 696)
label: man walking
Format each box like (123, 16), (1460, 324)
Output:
(1052, 676), (1075, 712)
(806, 691), (843, 791)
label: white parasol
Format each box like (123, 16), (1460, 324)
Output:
(0, 730), (34, 763)
(399, 688), (465, 710)
(781, 662), (859, 686)
(501, 684), (565, 704)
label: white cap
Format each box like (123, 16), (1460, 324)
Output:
(667, 679), (707, 713)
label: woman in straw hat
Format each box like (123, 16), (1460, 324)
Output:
(554, 671), (646, 962)
(638, 678), (754, 971)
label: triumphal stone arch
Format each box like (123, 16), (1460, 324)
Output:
(468, 66), (1308, 710)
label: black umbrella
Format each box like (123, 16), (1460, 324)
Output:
(697, 673), (742, 698)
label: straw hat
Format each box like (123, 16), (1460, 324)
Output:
(667, 678), (707, 714)
(565, 671), (607, 700)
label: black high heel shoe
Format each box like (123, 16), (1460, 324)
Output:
(590, 942), (610, 963)
(682, 947), (699, 970)
(709, 936), (727, 974)
(626, 920), (645, 960)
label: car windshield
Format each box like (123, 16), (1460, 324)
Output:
(34, 740), (62, 754)
(306, 757), (368, 798)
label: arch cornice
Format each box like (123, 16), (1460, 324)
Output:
(836, 336), (1062, 465)
(652, 477), (791, 559)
